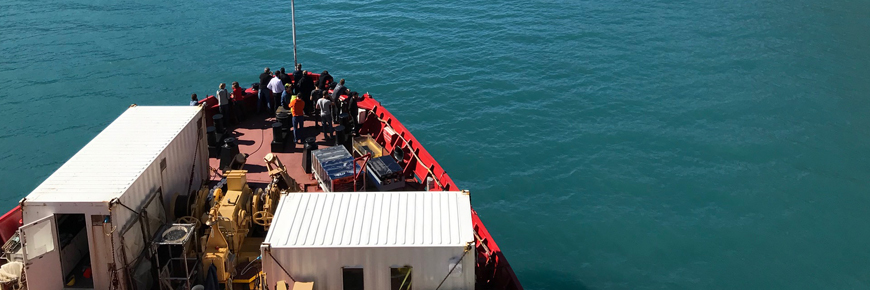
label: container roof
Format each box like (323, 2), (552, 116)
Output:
(24, 106), (201, 203)
(265, 191), (474, 248)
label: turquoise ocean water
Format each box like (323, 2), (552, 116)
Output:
(3, 0), (870, 289)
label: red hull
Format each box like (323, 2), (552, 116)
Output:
(0, 205), (21, 243)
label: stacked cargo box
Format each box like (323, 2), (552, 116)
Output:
(311, 146), (360, 192)
(366, 156), (404, 191)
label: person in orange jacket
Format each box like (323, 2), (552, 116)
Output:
(290, 93), (305, 144)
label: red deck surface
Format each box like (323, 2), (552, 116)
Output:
(207, 112), (329, 191)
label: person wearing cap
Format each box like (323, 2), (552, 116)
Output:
(281, 84), (293, 110)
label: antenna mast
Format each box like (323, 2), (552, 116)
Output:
(291, 0), (298, 66)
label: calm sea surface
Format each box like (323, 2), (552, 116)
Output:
(3, 0), (870, 289)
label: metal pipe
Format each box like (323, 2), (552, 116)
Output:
(291, 0), (298, 67)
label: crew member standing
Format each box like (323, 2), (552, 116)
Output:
(258, 67), (272, 113)
(281, 84), (293, 110)
(216, 83), (231, 120)
(348, 91), (361, 135)
(331, 79), (348, 122)
(231, 82), (246, 120)
(316, 91), (335, 140)
(279, 67), (293, 85)
(298, 71), (315, 115)
(267, 73), (285, 114)
(290, 93), (305, 144)
(310, 85), (323, 112)
(292, 64), (303, 94)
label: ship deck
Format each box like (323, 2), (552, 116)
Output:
(197, 87), (523, 289)
(207, 112), (326, 191)
(206, 111), (425, 192)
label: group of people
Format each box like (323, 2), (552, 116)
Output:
(258, 64), (323, 114)
(189, 64), (361, 144)
(190, 81), (247, 122)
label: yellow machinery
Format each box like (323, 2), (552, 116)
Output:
(212, 170), (253, 252)
(194, 155), (301, 288)
(253, 154), (300, 230)
(175, 186), (210, 228)
(202, 222), (232, 282)
(202, 170), (254, 284)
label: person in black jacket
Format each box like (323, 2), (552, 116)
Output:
(292, 64), (303, 94)
(297, 71), (316, 115)
(316, 70), (333, 89)
(330, 79), (348, 122)
(258, 67), (272, 113)
(348, 91), (360, 136)
(278, 67), (293, 86)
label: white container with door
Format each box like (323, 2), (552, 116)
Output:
(18, 106), (207, 290)
(261, 191), (476, 290)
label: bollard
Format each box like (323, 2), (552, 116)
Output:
(302, 137), (318, 174)
(213, 114), (225, 133)
(220, 137), (239, 170)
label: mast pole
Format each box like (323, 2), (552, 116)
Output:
(291, 0), (298, 66)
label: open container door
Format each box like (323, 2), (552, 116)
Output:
(20, 214), (63, 289)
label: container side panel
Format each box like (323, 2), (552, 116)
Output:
(269, 247), (474, 290)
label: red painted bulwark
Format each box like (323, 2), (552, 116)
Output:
(0, 205), (22, 243)
(357, 95), (523, 290)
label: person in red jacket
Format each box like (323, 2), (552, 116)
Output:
(231, 82), (244, 99)
(231, 82), (246, 120)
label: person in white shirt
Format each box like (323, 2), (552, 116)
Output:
(267, 74), (285, 113)
(216, 83), (231, 117)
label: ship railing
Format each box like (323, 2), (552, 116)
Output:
(365, 105), (449, 191)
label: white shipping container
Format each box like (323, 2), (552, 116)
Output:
(262, 191), (476, 290)
(19, 106), (207, 290)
